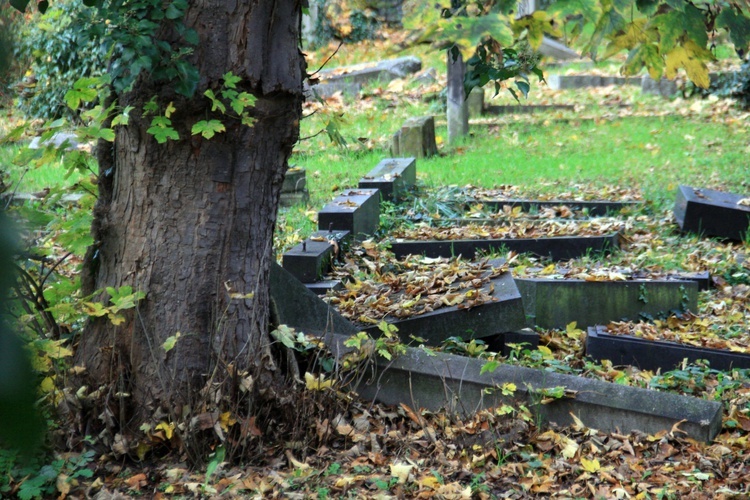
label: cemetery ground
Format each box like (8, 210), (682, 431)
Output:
(2, 36), (750, 500)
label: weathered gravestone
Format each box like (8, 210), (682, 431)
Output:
(391, 117), (438, 159)
(641, 75), (679, 98)
(282, 230), (350, 283)
(389, 233), (620, 261)
(279, 167), (310, 207)
(674, 185), (750, 241)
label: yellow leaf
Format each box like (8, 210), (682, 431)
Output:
(219, 411), (237, 432)
(390, 462), (413, 484)
(40, 376), (56, 393)
(305, 372), (333, 391)
(56, 473), (71, 496)
(537, 345), (553, 359)
(561, 437), (579, 459)
(155, 421), (174, 440)
(665, 42), (711, 89)
(418, 474), (441, 490)
(581, 457), (601, 473)
(136, 442), (151, 461)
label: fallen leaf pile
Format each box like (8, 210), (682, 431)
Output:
(510, 262), (704, 282)
(391, 218), (627, 241)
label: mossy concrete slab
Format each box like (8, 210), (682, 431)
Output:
(516, 278), (698, 329)
(324, 334), (722, 442)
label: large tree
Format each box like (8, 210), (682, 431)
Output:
(69, 0), (306, 459)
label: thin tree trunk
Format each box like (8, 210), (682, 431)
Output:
(73, 0), (305, 458)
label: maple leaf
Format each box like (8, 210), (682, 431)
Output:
(664, 41), (712, 89)
(581, 457), (601, 473)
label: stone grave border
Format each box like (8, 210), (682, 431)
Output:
(586, 325), (750, 373)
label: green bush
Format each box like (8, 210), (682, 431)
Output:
(14, 0), (107, 120)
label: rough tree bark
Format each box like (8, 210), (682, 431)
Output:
(73, 0), (305, 455)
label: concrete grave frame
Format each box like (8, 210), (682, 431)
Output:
(389, 233), (620, 261)
(318, 188), (380, 240)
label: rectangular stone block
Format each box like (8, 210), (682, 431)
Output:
(282, 230), (350, 283)
(389, 233), (620, 261)
(674, 185), (750, 241)
(358, 158), (417, 202)
(586, 325), (750, 372)
(476, 199), (641, 216)
(282, 240), (336, 283)
(360, 271), (526, 345)
(318, 189), (380, 239)
(325, 334), (722, 442)
(516, 278), (699, 329)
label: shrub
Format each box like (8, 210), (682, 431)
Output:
(14, 0), (107, 121)
(0, 9), (23, 105)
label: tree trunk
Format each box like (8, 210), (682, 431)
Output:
(73, 0), (305, 459)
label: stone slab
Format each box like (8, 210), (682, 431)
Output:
(539, 37), (579, 60)
(318, 189), (380, 239)
(325, 333), (722, 442)
(317, 56), (422, 86)
(270, 262), (359, 336)
(475, 199), (641, 216)
(359, 157), (417, 202)
(516, 278), (699, 329)
(279, 190), (310, 207)
(359, 270), (526, 345)
(547, 74), (641, 90)
(674, 185), (750, 241)
(389, 233), (620, 261)
(586, 325), (750, 372)
(642, 75), (678, 97)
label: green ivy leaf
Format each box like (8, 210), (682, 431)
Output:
(191, 119), (226, 139)
(223, 72), (242, 89)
